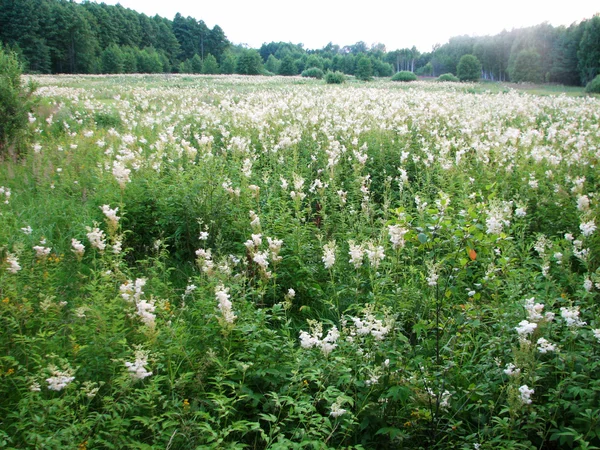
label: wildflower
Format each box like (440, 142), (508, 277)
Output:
(199, 231), (209, 240)
(580, 220), (596, 237)
(29, 381), (41, 392)
(112, 161), (131, 188)
(503, 363), (520, 376)
(536, 337), (556, 354)
(33, 245), (51, 258)
(366, 243), (385, 268)
(330, 399), (347, 418)
(125, 354), (152, 380)
(215, 284), (235, 324)
(100, 205), (120, 231)
(5, 253), (21, 273)
(577, 195), (590, 211)
(515, 320), (537, 338)
(348, 241), (364, 269)
(267, 237), (283, 262)
(322, 241), (336, 269)
(184, 284), (197, 296)
(71, 239), (85, 257)
(21, 225), (33, 235)
(593, 329), (600, 343)
(518, 385), (534, 405)
(584, 278), (593, 292)
(388, 225), (408, 250)
(560, 306), (586, 328)
(426, 261), (439, 287)
(86, 226), (106, 251)
(523, 297), (545, 322)
(46, 367), (75, 391)
(112, 240), (122, 254)
(515, 207), (527, 218)
(299, 322), (339, 355)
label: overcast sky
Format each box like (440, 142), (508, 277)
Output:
(92, 0), (599, 53)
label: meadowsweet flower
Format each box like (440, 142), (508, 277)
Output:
(523, 297), (545, 322)
(348, 241), (364, 269)
(33, 245), (51, 258)
(21, 225), (32, 235)
(267, 237), (283, 262)
(71, 239), (85, 257)
(330, 399), (347, 418)
(199, 231), (209, 240)
(577, 195), (590, 211)
(504, 363), (520, 376)
(86, 226), (106, 251)
(366, 243), (385, 268)
(515, 320), (537, 338)
(580, 220), (596, 237)
(100, 205), (120, 231)
(125, 352), (152, 380)
(322, 241), (336, 269)
(584, 278), (593, 292)
(519, 385), (534, 405)
(46, 366), (75, 391)
(215, 284), (235, 324)
(136, 299), (156, 328)
(593, 329), (600, 343)
(536, 337), (556, 353)
(6, 253), (21, 273)
(560, 306), (586, 328)
(0, 186), (10, 204)
(388, 225), (408, 250)
(112, 161), (131, 188)
(426, 261), (439, 287)
(515, 206), (527, 218)
(299, 321), (339, 355)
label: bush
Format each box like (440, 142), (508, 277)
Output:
(301, 67), (324, 79)
(391, 71), (417, 82)
(325, 71), (346, 84)
(437, 73), (459, 82)
(457, 54), (481, 82)
(0, 46), (36, 158)
(585, 74), (600, 93)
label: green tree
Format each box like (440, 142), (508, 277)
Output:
(220, 51), (236, 74)
(189, 54), (203, 73)
(456, 54), (481, 81)
(578, 15), (600, 84)
(510, 49), (543, 82)
(355, 55), (373, 81)
(202, 53), (219, 74)
(235, 49), (262, 75)
(278, 55), (297, 75)
(0, 46), (36, 158)
(264, 54), (280, 74)
(101, 44), (124, 73)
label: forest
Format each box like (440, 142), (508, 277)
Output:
(1, 0), (599, 85)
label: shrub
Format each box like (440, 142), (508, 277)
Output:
(391, 71), (417, 82)
(0, 46), (36, 159)
(325, 71), (346, 84)
(437, 73), (459, 82)
(585, 74), (600, 93)
(301, 67), (324, 79)
(457, 54), (482, 82)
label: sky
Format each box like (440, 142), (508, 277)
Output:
(92, 0), (599, 53)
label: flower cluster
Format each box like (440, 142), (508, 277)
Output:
(299, 321), (340, 355)
(215, 284), (235, 324)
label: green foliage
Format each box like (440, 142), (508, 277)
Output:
(585, 74), (600, 93)
(0, 45), (36, 158)
(324, 70), (346, 84)
(355, 56), (373, 81)
(436, 73), (459, 82)
(264, 54), (280, 74)
(278, 55), (298, 76)
(301, 67), (324, 79)
(101, 44), (123, 74)
(235, 49), (262, 75)
(202, 54), (219, 74)
(456, 54), (481, 81)
(219, 51), (236, 74)
(511, 49), (544, 83)
(391, 71), (417, 82)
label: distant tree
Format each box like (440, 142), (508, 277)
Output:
(585, 74), (600, 93)
(510, 49), (543, 82)
(220, 51), (236, 74)
(456, 54), (481, 81)
(189, 54), (203, 73)
(236, 49), (262, 75)
(121, 46), (137, 72)
(578, 15), (600, 84)
(0, 45), (36, 158)
(202, 53), (219, 74)
(206, 25), (229, 61)
(355, 55), (373, 81)
(136, 47), (163, 73)
(372, 58), (393, 77)
(101, 44), (124, 73)
(278, 55), (297, 75)
(264, 54), (280, 73)
(305, 54), (324, 70)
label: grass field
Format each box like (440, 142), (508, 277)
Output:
(1, 74), (599, 449)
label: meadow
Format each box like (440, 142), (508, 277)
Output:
(0, 74), (599, 449)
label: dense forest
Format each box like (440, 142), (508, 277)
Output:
(0, 0), (599, 85)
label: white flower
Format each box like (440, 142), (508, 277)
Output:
(366, 243), (385, 268)
(348, 241), (364, 269)
(515, 207), (527, 218)
(330, 399), (347, 418)
(71, 239), (85, 257)
(580, 220), (596, 237)
(86, 226), (106, 251)
(523, 297), (545, 322)
(593, 329), (600, 343)
(519, 385), (534, 405)
(199, 231), (209, 240)
(584, 278), (593, 292)
(216, 284), (235, 324)
(504, 363), (520, 376)
(125, 355), (152, 380)
(33, 245), (51, 258)
(6, 253), (21, 273)
(560, 306), (586, 328)
(46, 367), (75, 391)
(515, 320), (537, 338)
(388, 225), (408, 250)
(21, 225), (33, 235)
(101, 204), (120, 228)
(536, 337), (557, 353)
(322, 241), (336, 269)
(577, 195), (590, 211)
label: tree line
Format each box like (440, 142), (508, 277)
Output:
(0, 0), (598, 85)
